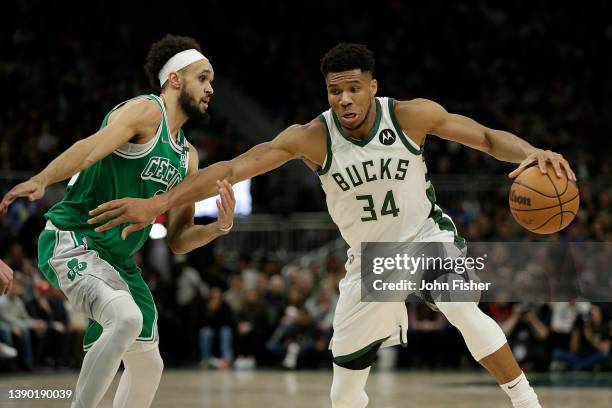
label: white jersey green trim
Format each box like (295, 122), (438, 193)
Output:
(318, 96), (465, 263)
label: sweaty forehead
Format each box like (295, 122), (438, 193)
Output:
(326, 69), (369, 86)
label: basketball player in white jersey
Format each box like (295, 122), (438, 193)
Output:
(89, 43), (575, 407)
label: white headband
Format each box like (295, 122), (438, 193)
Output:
(158, 49), (208, 87)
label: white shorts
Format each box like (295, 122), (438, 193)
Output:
(330, 218), (462, 359)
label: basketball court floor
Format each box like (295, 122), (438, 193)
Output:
(0, 370), (610, 407)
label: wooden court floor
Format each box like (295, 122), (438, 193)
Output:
(0, 369), (610, 407)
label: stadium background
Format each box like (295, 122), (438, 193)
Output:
(1, 0), (610, 381)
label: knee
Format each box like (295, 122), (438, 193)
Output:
(115, 305), (143, 343)
(437, 302), (480, 327)
(148, 348), (164, 380)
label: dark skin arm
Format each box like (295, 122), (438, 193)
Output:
(165, 144), (236, 254)
(393, 98), (576, 180)
(88, 97), (576, 239)
(88, 119), (327, 239)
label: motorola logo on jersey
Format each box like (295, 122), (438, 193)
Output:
(379, 129), (396, 145)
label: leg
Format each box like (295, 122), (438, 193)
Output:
(16, 323), (34, 369)
(219, 326), (234, 363)
(199, 327), (214, 363)
(330, 363), (371, 408)
(113, 342), (164, 408)
(436, 301), (540, 408)
(330, 342), (380, 408)
(573, 352), (609, 371)
(71, 280), (143, 408)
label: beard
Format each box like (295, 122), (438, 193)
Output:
(179, 86), (211, 125)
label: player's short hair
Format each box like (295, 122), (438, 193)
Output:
(144, 34), (203, 90)
(320, 43), (375, 77)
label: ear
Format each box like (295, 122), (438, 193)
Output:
(168, 72), (181, 89)
(370, 79), (378, 96)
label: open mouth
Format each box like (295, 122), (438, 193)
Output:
(341, 112), (358, 124)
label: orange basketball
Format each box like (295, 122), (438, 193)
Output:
(509, 164), (580, 234)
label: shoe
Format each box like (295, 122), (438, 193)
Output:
(0, 342), (17, 359)
(234, 356), (256, 370)
(282, 343), (300, 369)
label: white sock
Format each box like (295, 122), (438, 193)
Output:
(71, 284), (143, 408)
(113, 343), (164, 408)
(330, 363), (371, 408)
(500, 372), (541, 408)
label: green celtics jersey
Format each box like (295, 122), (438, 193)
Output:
(45, 94), (189, 264)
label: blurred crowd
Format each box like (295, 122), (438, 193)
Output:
(0, 238), (610, 373)
(1, 1), (611, 374)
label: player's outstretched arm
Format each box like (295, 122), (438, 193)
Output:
(87, 119), (326, 239)
(393, 99), (576, 181)
(0, 99), (161, 216)
(0, 260), (14, 295)
(166, 145), (236, 254)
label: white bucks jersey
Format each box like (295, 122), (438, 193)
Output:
(318, 97), (464, 255)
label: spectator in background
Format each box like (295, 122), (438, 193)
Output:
(406, 303), (448, 368)
(203, 251), (232, 290)
(234, 288), (269, 369)
(174, 255), (208, 364)
(237, 253), (260, 290)
(263, 274), (287, 327)
(4, 242), (38, 303)
(25, 281), (70, 368)
(224, 275), (246, 313)
(549, 301), (588, 352)
(551, 304), (611, 371)
(266, 286), (326, 369)
(305, 287), (336, 347)
(489, 303), (551, 371)
(0, 277), (46, 370)
(199, 287), (235, 369)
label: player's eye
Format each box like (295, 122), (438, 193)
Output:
(351, 87), (360, 92)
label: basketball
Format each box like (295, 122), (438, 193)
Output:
(509, 163), (580, 234)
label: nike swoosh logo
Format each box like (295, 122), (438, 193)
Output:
(508, 378), (523, 389)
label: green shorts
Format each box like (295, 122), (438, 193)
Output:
(38, 221), (158, 351)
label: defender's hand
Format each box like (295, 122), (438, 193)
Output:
(88, 197), (161, 240)
(0, 179), (46, 216)
(508, 149), (576, 181)
(0, 260), (14, 295)
(216, 180), (236, 233)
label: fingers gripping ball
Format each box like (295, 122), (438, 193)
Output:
(509, 163), (580, 234)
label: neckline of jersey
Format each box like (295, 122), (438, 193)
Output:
(154, 94), (184, 153)
(331, 98), (382, 147)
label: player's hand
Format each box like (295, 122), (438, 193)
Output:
(0, 260), (14, 295)
(508, 149), (576, 181)
(0, 178), (46, 216)
(87, 197), (161, 240)
(216, 180), (235, 233)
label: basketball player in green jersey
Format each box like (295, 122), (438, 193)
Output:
(0, 35), (235, 408)
(89, 43), (575, 407)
